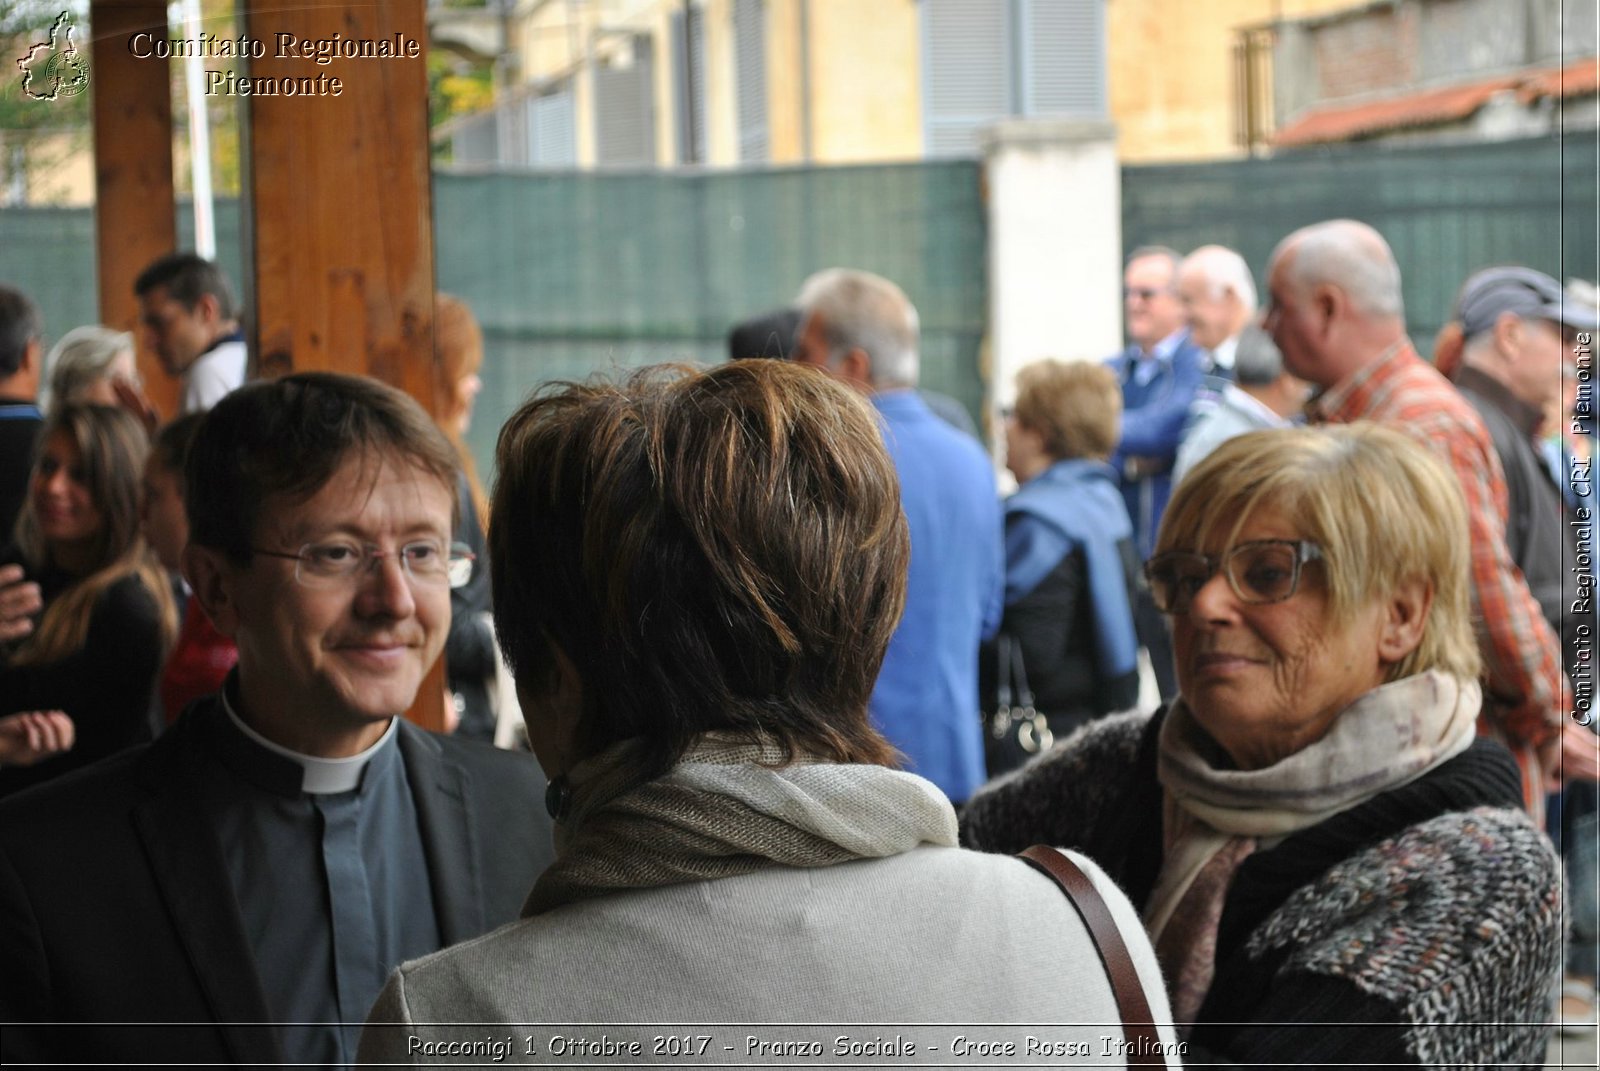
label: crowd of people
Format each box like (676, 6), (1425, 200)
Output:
(0, 215), (1594, 1067)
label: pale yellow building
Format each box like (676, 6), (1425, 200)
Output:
(438, 0), (1363, 170)
(1108, 0), (1354, 162)
(1, 130), (94, 205)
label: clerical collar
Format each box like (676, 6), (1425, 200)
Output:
(221, 686), (398, 794)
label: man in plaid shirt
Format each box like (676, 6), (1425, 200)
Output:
(1262, 219), (1595, 811)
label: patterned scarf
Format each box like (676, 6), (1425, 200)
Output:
(1148, 670), (1481, 1024)
(523, 734), (959, 916)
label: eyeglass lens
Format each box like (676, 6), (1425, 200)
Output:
(1146, 542), (1306, 612)
(295, 542), (473, 589)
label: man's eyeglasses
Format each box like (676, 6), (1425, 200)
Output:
(1124, 286), (1174, 303)
(253, 540), (476, 590)
(1143, 540), (1323, 614)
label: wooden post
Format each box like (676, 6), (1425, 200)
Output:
(89, 1), (179, 421)
(241, 0), (446, 730)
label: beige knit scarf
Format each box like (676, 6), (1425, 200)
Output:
(1148, 670), (1481, 1023)
(523, 733), (959, 916)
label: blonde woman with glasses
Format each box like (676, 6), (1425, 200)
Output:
(964, 423), (1563, 1067)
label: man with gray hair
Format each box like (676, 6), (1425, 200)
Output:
(1106, 245), (1207, 700)
(1265, 218), (1593, 810)
(1176, 244), (1258, 375)
(794, 268), (1002, 804)
(1172, 326), (1304, 482)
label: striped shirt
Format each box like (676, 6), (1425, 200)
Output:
(1310, 343), (1567, 805)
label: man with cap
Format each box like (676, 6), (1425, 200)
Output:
(1441, 266), (1598, 657)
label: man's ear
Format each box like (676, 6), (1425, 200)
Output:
(182, 544), (241, 638)
(1314, 284), (1343, 338)
(1377, 577), (1432, 665)
(21, 337), (40, 373)
(1491, 310), (1523, 362)
(839, 347), (873, 389)
(194, 292), (222, 329)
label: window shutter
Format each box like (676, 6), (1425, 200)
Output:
(672, 6), (708, 164)
(734, 0), (769, 163)
(500, 98), (528, 165)
(594, 34), (656, 167)
(451, 112), (500, 165)
(1020, 0), (1105, 117)
(528, 82), (577, 168)
(921, 0), (1011, 157)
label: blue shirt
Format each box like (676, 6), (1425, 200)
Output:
(1105, 330), (1207, 558)
(869, 391), (1003, 803)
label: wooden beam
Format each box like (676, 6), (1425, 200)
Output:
(241, 0), (445, 730)
(89, 1), (179, 421)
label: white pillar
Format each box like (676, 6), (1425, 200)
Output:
(179, 0), (214, 258)
(981, 118), (1122, 460)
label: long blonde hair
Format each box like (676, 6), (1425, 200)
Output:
(434, 294), (488, 526)
(11, 405), (177, 666)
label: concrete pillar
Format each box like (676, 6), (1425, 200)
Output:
(981, 118), (1122, 440)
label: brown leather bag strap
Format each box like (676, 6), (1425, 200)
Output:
(1019, 845), (1167, 1067)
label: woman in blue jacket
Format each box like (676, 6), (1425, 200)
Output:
(984, 360), (1141, 776)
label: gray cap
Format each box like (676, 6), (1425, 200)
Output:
(1456, 265), (1600, 337)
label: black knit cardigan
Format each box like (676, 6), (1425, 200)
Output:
(960, 708), (1562, 1069)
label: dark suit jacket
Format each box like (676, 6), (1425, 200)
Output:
(0, 699), (553, 1066)
(0, 397), (43, 543)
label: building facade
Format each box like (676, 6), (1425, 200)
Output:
(1267, 0), (1599, 149)
(434, 0), (1113, 168)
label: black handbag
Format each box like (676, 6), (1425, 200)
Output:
(985, 633), (1054, 776)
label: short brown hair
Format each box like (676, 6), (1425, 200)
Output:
(133, 252), (237, 320)
(1157, 423), (1479, 683)
(490, 360), (906, 781)
(1012, 359), (1121, 461)
(185, 372), (459, 562)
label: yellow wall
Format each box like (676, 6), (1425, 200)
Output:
(503, 0), (925, 168)
(1107, 0), (1353, 162)
(806, 0), (922, 163)
(764, 0), (923, 164)
(8, 131), (95, 205)
(766, 0), (805, 162)
(498, 0), (1368, 169)
(703, 0), (740, 164)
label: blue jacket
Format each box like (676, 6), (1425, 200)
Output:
(1105, 332), (1207, 558)
(870, 391), (1003, 803)
(1004, 459), (1140, 684)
